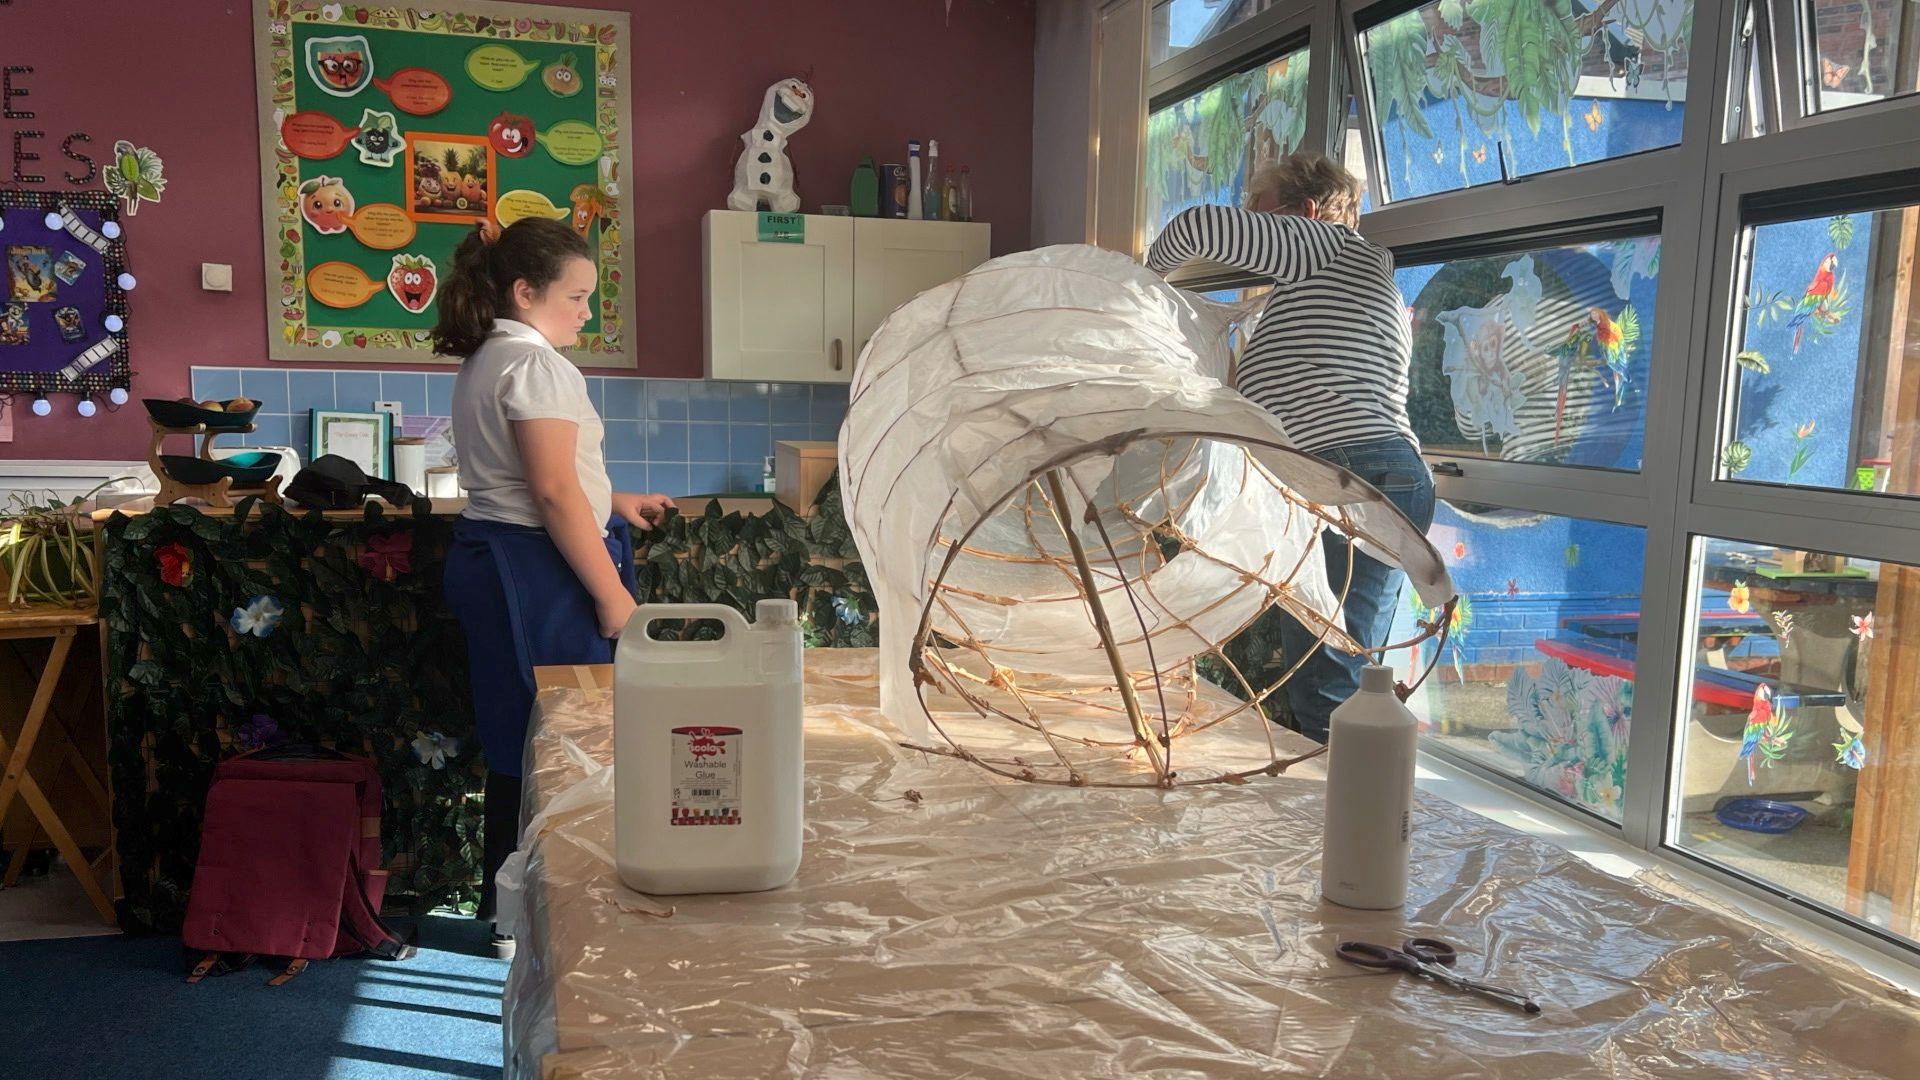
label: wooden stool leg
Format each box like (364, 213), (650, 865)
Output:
(0, 628), (75, 825)
(13, 772), (114, 923)
(2, 838), (30, 886)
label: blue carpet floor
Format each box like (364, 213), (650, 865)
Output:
(0, 916), (506, 1080)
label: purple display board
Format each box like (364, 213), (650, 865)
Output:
(0, 189), (131, 397)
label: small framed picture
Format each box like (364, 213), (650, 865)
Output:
(310, 408), (393, 480)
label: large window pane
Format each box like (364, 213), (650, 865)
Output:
(1398, 231), (1662, 470)
(1359, 0), (1695, 202)
(1721, 199), (1919, 499)
(1151, 0), (1278, 65)
(1144, 46), (1309, 241)
(1391, 502), (1647, 823)
(1671, 537), (1917, 947)
(1803, 0), (1920, 115)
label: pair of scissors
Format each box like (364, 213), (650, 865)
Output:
(1336, 937), (1541, 1015)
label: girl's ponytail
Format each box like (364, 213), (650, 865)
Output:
(430, 217), (591, 358)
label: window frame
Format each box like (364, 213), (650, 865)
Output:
(1108, 0), (1920, 965)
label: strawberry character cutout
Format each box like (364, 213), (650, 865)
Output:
(387, 254), (438, 313)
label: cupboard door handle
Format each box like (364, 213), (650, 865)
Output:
(832, 338), (844, 371)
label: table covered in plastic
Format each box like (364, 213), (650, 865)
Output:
(503, 650), (1920, 1078)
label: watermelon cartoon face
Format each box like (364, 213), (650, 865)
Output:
(387, 254), (438, 313)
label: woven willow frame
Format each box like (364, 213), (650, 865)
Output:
(901, 431), (1455, 789)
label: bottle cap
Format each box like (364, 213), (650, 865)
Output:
(1359, 665), (1395, 693)
(756, 599), (799, 626)
(927, 139), (939, 154)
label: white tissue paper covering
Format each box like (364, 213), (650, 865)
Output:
(838, 244), (1454, 737)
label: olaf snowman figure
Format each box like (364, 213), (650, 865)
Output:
(727, 78), (814, 213)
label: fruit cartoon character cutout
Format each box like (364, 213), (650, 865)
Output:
(305, 35), (374, 98)
(488, 112), (535, 159)
(351, 109), (406, 168)
(569, 184), (607, 237)
(300, 175), (356, 235)
(387, 254), (438, 314)
(543, 53), (583, 97)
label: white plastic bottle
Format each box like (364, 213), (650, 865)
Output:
(614, 600), (804, 895)
(906, 140), (924, 221)
(1320, 665), (1417, 909)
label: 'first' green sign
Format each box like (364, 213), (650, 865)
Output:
(757, 212), (804, 243)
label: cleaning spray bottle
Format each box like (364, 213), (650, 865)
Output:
(1320, 665), (1417, 909)
(614, 600), (804, 895)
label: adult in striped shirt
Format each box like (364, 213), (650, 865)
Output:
(1146, 152), (1434, 743)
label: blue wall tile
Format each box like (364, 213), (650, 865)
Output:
(335, 372), (383, 412)
(727, 463), (765, 492)
(648, 463), (689, 496)
(191, 367), (242, 403)
(604, 419), (647, 462)
(239, 368), (289, 411)
(771, 423), (813, 448)
(380, 372), (428, 418)
(645, 379), (689, 420)
(602, 377), (644, 419)
(583, 377), (605, 415)
(688, 381), (729, 421)
(729, 424), (770, 463)
(607, 462), (648, 492)
(810, 422), (841, 442)
(289, 371), (337, 418)
(426, 373), (455, 418)
(811, 393), (847, 428)
(729, 382), (771, 423)
(769, 383), (811, 423)
(687, 463), (731, 495)
(242, 414), (293, 449)
(688, 423), (730, 462)
(645, 421), (688, 463)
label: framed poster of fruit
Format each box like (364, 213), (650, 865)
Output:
(253, 0), (635, 366)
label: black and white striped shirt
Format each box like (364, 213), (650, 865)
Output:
(1146, 205), (1416, 455)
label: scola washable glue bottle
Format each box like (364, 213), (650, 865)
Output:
(614, 600), (803, 895)
(1320, 664), (1418, 909)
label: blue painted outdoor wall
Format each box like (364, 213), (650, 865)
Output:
(1388, 504), (1646, 671)
(1729, 212), (1876, 490)
(1384, 89), (1688, 202)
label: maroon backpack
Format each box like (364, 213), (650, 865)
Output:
(181, 745), (413, 986)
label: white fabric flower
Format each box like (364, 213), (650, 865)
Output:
(411, 731), (461, 769)
(230, 595), (285, 638)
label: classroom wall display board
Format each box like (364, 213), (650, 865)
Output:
(253, 0), (635, 367)
(0, 189), (132, 398)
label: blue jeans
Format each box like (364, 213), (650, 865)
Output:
(1277, 437), (1435, 743)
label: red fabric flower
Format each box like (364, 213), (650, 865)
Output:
(357, 531), (414, 582)
(155, 542), (193, 587)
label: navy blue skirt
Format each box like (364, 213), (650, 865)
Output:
(442, 515), (637, 777)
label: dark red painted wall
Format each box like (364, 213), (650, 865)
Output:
(1, 0), (1033, 460)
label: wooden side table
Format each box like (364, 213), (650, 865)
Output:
(0, 603), (116, 923)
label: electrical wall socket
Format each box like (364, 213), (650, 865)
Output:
(374, 400), (404, 427)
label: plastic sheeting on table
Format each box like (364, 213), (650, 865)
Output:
(503, 650), (1920, 1078)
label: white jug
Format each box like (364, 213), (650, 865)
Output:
(614, 600), (803, 894)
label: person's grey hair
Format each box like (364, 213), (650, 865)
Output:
(1245, 152), (1363, 222)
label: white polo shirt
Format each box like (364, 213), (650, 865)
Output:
(451, 318), (612, 533)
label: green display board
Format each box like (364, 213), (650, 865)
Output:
(254, 0), (634, 366)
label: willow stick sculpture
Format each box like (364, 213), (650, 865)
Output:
(842, 245), (1458, 789)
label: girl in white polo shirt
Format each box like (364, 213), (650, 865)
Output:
(432, 217), (674, 953)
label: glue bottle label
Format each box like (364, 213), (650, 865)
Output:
(670, 726), (743, 825)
